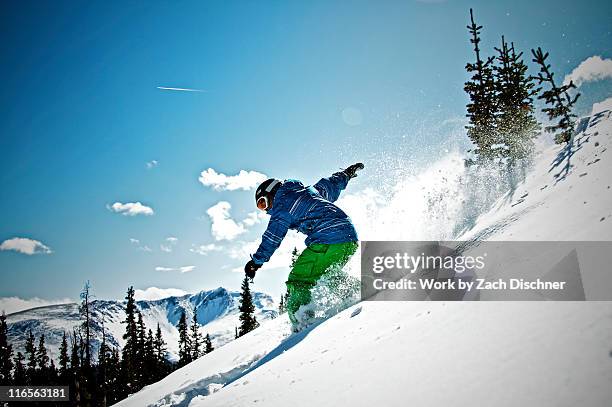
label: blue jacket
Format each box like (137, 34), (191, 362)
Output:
(251, 172), (358, 265)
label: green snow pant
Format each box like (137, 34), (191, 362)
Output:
(286, 241), (358, 326)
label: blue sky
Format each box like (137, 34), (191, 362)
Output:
(1, 0), (610, 307)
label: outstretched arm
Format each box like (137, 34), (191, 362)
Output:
(251, 213), (291, 265)
(313, 163), (364, 202)
(314, 172), (349, 202)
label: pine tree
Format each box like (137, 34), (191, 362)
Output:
(0, 311), (13, 385)
(135, 311), (147, 386)
(98, 329), (109, 407)
(36, 334), (49, 371)
(24, 330), (37, 383)
(153, 323), (168, 379)
(531, 47), (581, 144)
(177, 310), (191, 366)
(143, 328), (156, 384)
(493, 36), (540, 161)
(35, 334), (49, 385)
(290, 247), (299, 267)
(69, 331), (81, 406)
(79, 281), (93, 369)
(234, 326), (238, 339)
(48, 359), (58, 384)
(278, 295), (285, 314)
(77, 333), (92, 404)
(153, 323), (167, 362)
(106, 348), (121, 405)
(204, 334), (214, 354)
(190, 313), (201, 360)
(464, 8), (499, 162)
(121, 286), (139, 394)
(238, 276), (259, 337)
(278, 290), (290, 314)
(59, 332), (69, 382)
(69, 331), (80, 373)
(13, 352), (26, 385)
(79, 282), (96, 407)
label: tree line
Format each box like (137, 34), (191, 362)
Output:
(0, 279), (262, 406)
(464, 8), (580, 165)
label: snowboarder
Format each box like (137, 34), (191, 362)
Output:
(245, 163), (364, 329)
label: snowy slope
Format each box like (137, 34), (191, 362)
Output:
(114, 99), (612, 407)
(6, 287), (277, 362)
(457, 99), (612, 242)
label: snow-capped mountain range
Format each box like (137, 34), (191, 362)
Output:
(6, 287), (277, 361)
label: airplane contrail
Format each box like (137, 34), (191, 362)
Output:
(157, 86), (205, 92)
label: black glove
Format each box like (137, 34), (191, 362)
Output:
(244, 260), (261, 281)
(343, 162), (364, 179)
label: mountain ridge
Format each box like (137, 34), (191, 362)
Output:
(6, 287), (277, 362)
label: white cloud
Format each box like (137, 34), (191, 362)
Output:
(160, 236), (178, 253)
(242, 211), (265, 227)
(0, 297), (73, 315)
(108, 202), (154, 216)
(130, 238), (152, 252)
(134, 287), (188, 301)
(190, 243), (222, 255)
(228, 239), (261, 261)
(205, 203), (265, 241)
(198, 168), (267, 191)
(206, 201), (247, 241)
(146, 160), (159, 169)
(0, 237), (52, 255)
(155, 265), (195, 273)
(564, 55), (612, 87)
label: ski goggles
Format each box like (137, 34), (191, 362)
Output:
(255, 179), (281, 211)
(256, 196), (270, 211)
